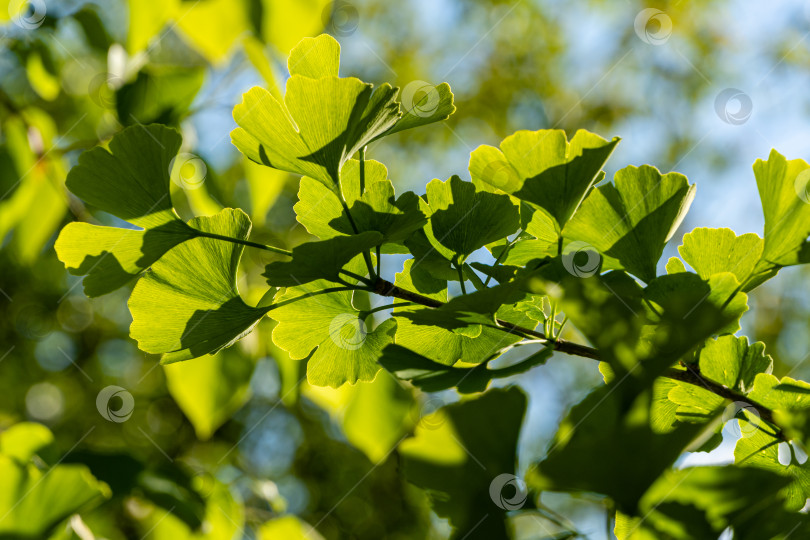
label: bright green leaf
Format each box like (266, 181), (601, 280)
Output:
(698, 335), (772, 394)
(129, 208), (269, 363)
(563, 165), (695, 282)
(55, 124), (197, 296)
(163, 348), (256, 440)
(423, 175), (519, 263)
(469, 129), (618, 229)
(269, 258), (396, 387)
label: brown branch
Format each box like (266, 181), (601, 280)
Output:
(372, 277), (784, 439)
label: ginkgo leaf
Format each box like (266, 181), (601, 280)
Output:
(55, 124), (198, 296)
(754, 149), (810, 267)
(286, 35), (454, 139)
(400, 387), (526, 539)
(129, 208), (269, 363)
(735, 427), (810, 511)
(264, 232), (382, 287)
(232, 82), (399, 192)
(287, 34), (340, 78)
(392, 260), (524, 365)
(379, 82), (456, 139)
(563, 165), (696, 283)
(469, 129), (619, 230)
(697, 335), (773, 394)
(676, 227), (775, 291)
(0, 455), (110, 537)
(163, 347), (255, 440)
(232, 35), (401, 191)
(423, 175), (519, 263)
(294, 159), (426, 246)
(269, 257), (396, 387)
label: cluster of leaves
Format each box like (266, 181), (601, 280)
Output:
(53, 33), (810, 539)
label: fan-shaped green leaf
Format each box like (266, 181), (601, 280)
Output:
(563, 165), (695, 282)
(0, 455), (110, 537)
(55, 124), (197, 296)
(380, 82), (456, 138)
(423, 175), (519, 263)
(269, 258), (396, 387)
(469, 129), (618, 229)
(754, 149), (810, 267)
(163, 347), (256, 440)
(232, 79), (399, 191)
(294, 159), (426, 246)
(675, 227), (775, 291)
(129, 208), (269, 363)
(698, 335), (772, 394)
(734, 427), (810, 511)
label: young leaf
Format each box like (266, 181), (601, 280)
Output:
(734, 427), (810, 511)
(469, 129), (619, 229)
(563, 165), (696, 282)
(400, 387), (526, 539)
(697, 335), (772, 394)
(263, 232), (383, 287)
(379, 82), (456, 138)
(129, 208), (269, 363)
(269, 258), (396, 387)
(294, 159), (426, 246)
(423, 175), (519, 263)
(232, 58), (400, 191)
(675, 227), (775, 291)
(754, 149), (810, 267)
(55, 124), (197, 296)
